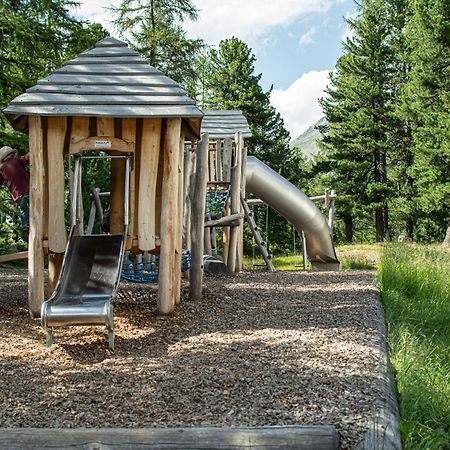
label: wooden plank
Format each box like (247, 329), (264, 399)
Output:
(227, 132), (242, 274)
(54, 64), (160, 74)
(222, 138), (232, 182)
(138, 119), (161, 251)
(38, 74), (178, 86)
(122, 119), (136, 241)
(96, 117), (115, 137)
(158, 118), (181, 314)
(70, 136), (134, 154)
(28, 116), (46, 317)
(28, 84), (186, 95)
(16, 93), (195, 105)
(70, 116), (90, 145)
(189, 134), (209, 301)
(0, 251), (28, 263)
(0, 425), (340, 450)
(47, 116), (67, 253)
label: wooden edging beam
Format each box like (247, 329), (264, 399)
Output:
(0, 251), (29, 263)
(0, 426), (339, 450)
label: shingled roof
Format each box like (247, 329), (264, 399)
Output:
(201, 110), (252, 139)
(3, 37), (203, 138)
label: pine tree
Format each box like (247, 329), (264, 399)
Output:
(402, 0), (450, 241)
(111, 0), (204, 88)
(201, 37), (290, 175)
(320, 0), (393, 242)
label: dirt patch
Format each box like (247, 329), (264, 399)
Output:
(0, 268), (384, 449)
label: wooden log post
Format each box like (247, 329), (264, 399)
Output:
(158, 118), (181, 314)
(28, 116), (46, 317)
(216, 140), (223, 181)
(227, 133), (242, 274)
(222, 138), (233, 263)
(189, 134), (209, 301)
(175, 134), (185, 305)
(47, 116), (67, 295)
(138, 119), (161, 251)
(120, 118), (136, 237)
(237, 142), (247, 271)
(182, 147), (195, 250)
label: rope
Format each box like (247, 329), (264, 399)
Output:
(121, 250), (191, 284)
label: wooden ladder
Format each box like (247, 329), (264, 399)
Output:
(241, 195), (275, 272)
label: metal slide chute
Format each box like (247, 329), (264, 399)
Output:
(41, 155), (130, 349)
(245, 156), (339, 270)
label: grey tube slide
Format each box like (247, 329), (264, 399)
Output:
(245, 156), (339, 270)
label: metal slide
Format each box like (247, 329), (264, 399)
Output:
(245, 156), (339, 270)
(41, 155), (130, 349)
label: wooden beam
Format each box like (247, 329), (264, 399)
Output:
(204, 213), (244, 228)
(158, 118), (181, 314)
(28, 116), (46, 317)
(138, 118), (161, 251)
(70, 136), (134, 154)
(0, 426), (340, 450)
(175, 134), (185, 304)
(189, 133), (208, 301)
(0, 251), (28, 263)
(122, 119), (136, 243)
(227, 132), (242, 274)
(47, 116), (67, 253)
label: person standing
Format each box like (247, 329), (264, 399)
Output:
(0, 146), (30, 241)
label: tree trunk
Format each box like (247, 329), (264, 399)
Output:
(344, 214), (353, 243)
(375, 207), (385, 242)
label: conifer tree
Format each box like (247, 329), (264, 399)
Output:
(320, 0), (392, 242)
(111, 0), (204, 88)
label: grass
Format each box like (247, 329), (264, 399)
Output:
(244, 243), (381, 270)
(378, 245), (450, 450)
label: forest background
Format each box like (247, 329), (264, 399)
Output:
(0, 0), (448, 255)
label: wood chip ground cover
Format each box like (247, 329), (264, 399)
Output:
(0, 269), (385, 449)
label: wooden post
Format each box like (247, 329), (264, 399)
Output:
(28, 116), (46, 317)
(216, 140), (223, 181)
(138, 118), (161, 251)
(183, 147), (195, 250)
(328, 189), (336, 235)
(189, 134), (208, 301)
(222, 138), (232, 182)
(237, 143), (247, 271)
(227, 133), (242, 274)
(48, 253), (64, 296)
(47, 116), (67, 253)
(158, 118), (181, 314)
(223, 201), (230, 264)
(175, 134), (185, 305)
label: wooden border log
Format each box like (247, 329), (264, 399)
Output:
(189, 133), (208, 301)
(158, 118), (182, 314)
(0, 426), (340, 450)
(138, 119), (161, 251)
(227, 133), (242, 274)
(28, 116), (46, 317)
(47, 116), (67, 253)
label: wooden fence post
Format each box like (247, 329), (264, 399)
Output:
(189, 134), (208, 301)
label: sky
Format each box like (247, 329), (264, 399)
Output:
(70, 0), (356, 139)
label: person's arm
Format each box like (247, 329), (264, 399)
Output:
(20, 153), (30, 168)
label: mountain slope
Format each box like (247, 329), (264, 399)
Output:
(290, 117), (326, 160)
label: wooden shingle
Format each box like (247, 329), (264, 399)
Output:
(201, 110), (252, 139)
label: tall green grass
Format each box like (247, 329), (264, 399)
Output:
(378, 245), (450, 449)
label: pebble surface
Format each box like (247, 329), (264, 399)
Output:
(0, 268), (386, 449)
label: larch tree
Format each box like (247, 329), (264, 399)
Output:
(111, 0), (204, 89)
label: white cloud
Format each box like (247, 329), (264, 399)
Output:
(271, 70), (330, 138)
(299, 27), (316, 45)
(69, 0), (122, 35)
(185, 0), (333, 45)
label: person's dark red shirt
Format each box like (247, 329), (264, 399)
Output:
(0, 156), (30, 203)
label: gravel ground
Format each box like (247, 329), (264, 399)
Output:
(0, 268), (386, 449)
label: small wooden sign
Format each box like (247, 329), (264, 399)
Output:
(94, 140), (112, 149)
